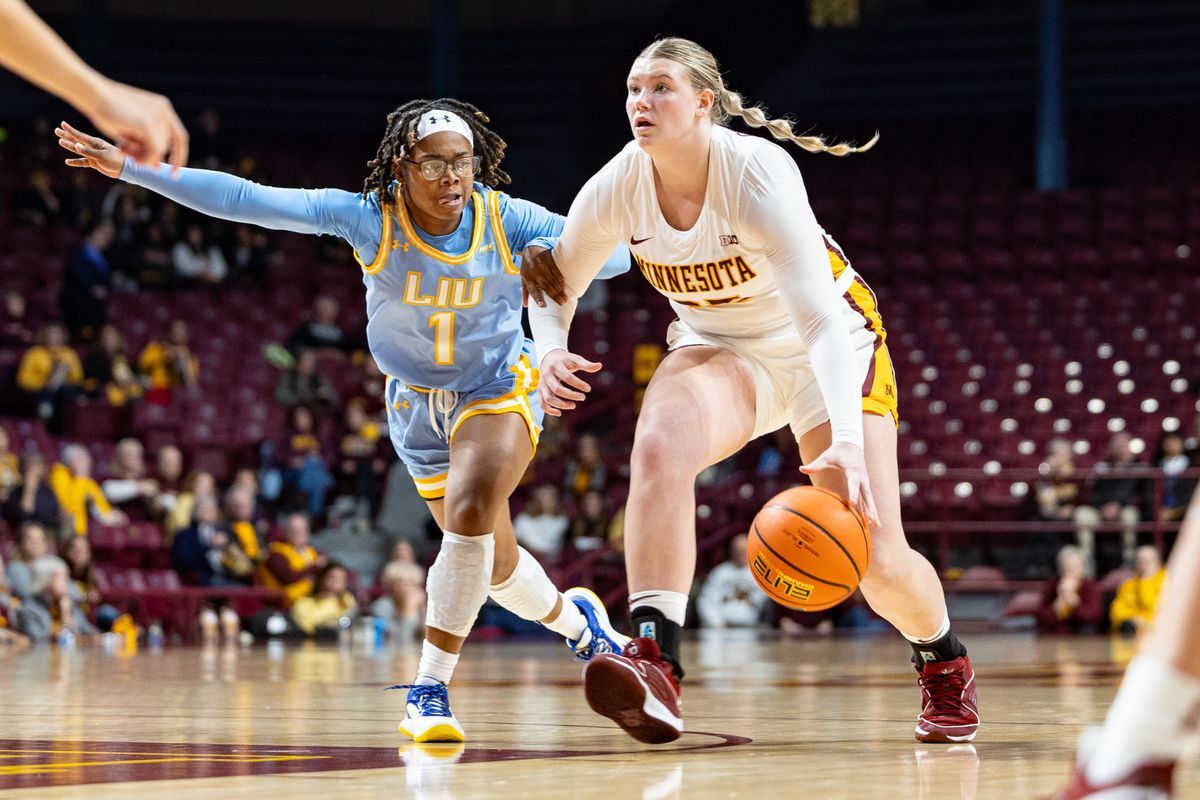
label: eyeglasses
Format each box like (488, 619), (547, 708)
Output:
(403, 155), (480, 181)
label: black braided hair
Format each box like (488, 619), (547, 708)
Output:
(362, 98), (510, 208)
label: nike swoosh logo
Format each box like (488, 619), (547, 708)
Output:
(630, 236), (653, 245)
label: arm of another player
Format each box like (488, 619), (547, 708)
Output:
(519, 180), (624, 416)
(740, 159), (879, 525)
(0, 0), (187, 171)
(56, 122), (367, 240)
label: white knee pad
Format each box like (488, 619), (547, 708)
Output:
(425, 531), (495, 638)
(489, 546), (559, 621)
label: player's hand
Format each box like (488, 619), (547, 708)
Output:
(538, 349), (601, 417)
(520, 246), (569, 307)
(800, 441), (880, 527)
(55, 122), (124, 178)
(78, 79), (189, 173)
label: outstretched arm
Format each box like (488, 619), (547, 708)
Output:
(0, 0), (187, 169)
(56, 122), (366, 239)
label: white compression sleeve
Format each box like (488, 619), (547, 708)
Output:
(738, 150), (864, 449)
(424, 531), (495, 638)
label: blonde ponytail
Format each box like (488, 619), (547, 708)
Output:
(638, 36), (878, 157)
(719, 88), (879, 157)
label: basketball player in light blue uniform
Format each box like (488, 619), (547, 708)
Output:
(56, 99), (630, 743)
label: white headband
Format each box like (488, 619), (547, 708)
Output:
(415, 110), (474, 145)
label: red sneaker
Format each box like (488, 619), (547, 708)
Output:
(914, 655), (979, 743)
(583, 636), (683, 744)
(1051, 761), (1175, 799)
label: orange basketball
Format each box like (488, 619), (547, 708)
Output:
(747, 485), (871, 611)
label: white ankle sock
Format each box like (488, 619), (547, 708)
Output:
(543, 597), (588, 640)
(416, 640), (459, 686)
(1085, 656), (1200, 783)
(629, 589), (689, 627)
(903, 614), (950, 645)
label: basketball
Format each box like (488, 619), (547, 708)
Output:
(747, 485), (872, 611)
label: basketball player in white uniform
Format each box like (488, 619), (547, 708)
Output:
(522, 37), (979, 745)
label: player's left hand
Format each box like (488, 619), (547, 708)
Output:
(800, 441), (880, 527)
(520, 245), (569, 307)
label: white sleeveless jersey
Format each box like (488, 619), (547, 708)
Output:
(560, 125), (854, 339)
(537, 124), (868, 447)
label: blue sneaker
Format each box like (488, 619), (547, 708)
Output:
(564, 586), (630, 661)
(389, 682), (466, 743)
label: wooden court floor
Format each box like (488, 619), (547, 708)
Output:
(0, 632), (1194, 799)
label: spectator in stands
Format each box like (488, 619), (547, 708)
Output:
(289, 562), (356, 637)
(3, 453), (62, 533)
(101, 437), (158, 518)
(274, 349), (338, 413)
(1036, 438), (1079, 521)
(567, 489), (609, 553)
(563, 433), (606, 499)
(277, 405), (334, 519)
(13, 563), (97, 643)
(49, 444), (125, 537)
(259, 511), (325, 607)
(0, 289), (36, 347)
(0, 555), (27, 646)
(165, 470), (217, 541)
(1155, 430), (1195, 522)
(130, 221), (174, 288)
(171, 494), (254, 586)
(223, 485), (264, 568)
(696, 533), (767, 629)
(62, 168), (100, 229)
(229, 468), (263, 518)
(62, 535), (100, 606)
(0, 428), (19, 507)
(82, 323), (142, 406)
(513, 484), (569, 561)
(138, 318), (199, 404)
(172, 222), (228, 285)
(1035, 545), (1103, 634)
(230, 224), (270, 290)
(370, 540), (425, 642)
(350, 353), (387, 416)
(17, 322), (83, 435)
(334, 399), (386, 526)
(1073, 431), (1148, 576)
(10, 167), (61, 227)
(5, 521), (68, 601)
(151, 443), (185, 520)
(285, 295), (355, 358)
(191, 108), (229, 169)
(59, 216), (116, 342)
(1109, 545), (1167, 637)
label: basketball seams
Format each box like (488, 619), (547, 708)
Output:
(763, 503), (862, 582)
(810, 486), (871, 562)
(751, 522), (851, 592)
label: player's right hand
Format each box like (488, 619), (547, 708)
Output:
(538, 349), (602, 416)
(55, 121), (125, 179)
(80, 79), (189, 173)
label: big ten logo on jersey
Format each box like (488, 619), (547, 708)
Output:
(402, 273), (484, 309)
(751, 553), (814, 603)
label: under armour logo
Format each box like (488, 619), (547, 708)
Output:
(429, 114), (451, 125)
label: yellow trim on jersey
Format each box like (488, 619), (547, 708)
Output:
(405, 384), (432, 394)
(412, 471), (449, 500)
(844, 277), (887, 345)
(486, 191), (519, 275)
(394, 192), (485, 265)
(354, 203), (393, 275)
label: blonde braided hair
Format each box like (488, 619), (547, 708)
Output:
(637, 37), (878, 157)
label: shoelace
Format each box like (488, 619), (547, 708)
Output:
(918, 669), (966, 718)
(385, 683), (452, 717)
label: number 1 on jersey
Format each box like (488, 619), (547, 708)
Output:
(430, 311), (455, 365)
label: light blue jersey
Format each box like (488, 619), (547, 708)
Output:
(120, 161), (630, 496)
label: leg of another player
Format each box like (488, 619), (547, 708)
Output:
(1064, 490), (1200, 793)
(799, 412), (978, 743)
(622, 345), (757, 673)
